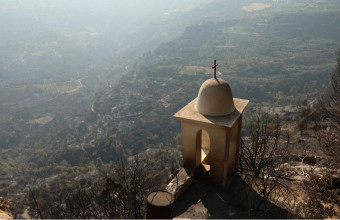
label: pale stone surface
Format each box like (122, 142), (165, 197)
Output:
(174, 97), (249, 128)
(226, 116), (242, 176)
(175, 114), (242, 187)
(0, 211), (13, 220)
(174, 96), (248, 188)
(0, 197), (13, 219)
(195, 78), (235, 116)
(166, 168), (195, 200)
(147, 191), (173, 206)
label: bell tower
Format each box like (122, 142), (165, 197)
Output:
(174, 67), (249, 188)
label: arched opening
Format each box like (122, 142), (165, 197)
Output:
(196, 129), (211, 171)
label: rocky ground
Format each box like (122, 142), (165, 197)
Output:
(172, 111), (340, 219)
(0, 197), (13, 219)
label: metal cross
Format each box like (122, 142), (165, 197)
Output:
(212, 60), (218, 79)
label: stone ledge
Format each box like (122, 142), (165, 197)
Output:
(166, 167), (195, 200)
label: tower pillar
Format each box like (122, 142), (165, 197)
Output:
(174, 77), (249, 188)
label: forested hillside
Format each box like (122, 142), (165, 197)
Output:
(1, 0), (340, 217)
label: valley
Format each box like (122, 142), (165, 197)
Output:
(0, 0), (340, 218)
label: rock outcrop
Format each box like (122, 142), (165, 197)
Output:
(0, 197), (13, 219)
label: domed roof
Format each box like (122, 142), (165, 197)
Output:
(195, 78), (235, 116)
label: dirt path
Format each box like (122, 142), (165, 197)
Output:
(66, 79), (83, 93)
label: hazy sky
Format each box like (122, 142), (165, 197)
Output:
(0, 0), (211, 46)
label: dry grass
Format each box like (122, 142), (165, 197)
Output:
(180, 66), (211, 75)
(27, 116), (53, 125)
(160, 95), (171, 108)
(242, 3), (271, 12)
(180, 66), (222, 76)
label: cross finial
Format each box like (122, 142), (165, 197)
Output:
(212, 60), (218, 79)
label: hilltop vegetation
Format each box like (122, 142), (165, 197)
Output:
(0, 0), (340, 217)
